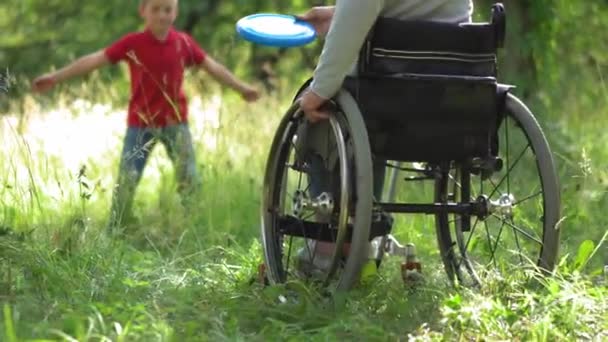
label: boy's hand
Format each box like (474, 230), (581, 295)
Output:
(240, 85), (261, 103)
(300, 90), (330, 123)
(296, 6), (335, 37)
(32, 74), (57, 93)
(201, 56), (261, 102)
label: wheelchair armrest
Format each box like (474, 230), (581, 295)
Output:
(492, 3), (506, 48)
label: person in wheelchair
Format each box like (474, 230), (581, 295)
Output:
(262, 2), (559, 291)
(295, 0), (474, 275)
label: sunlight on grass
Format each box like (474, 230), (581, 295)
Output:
(0, 91), (271, 229)
(0, 94), (223, 174)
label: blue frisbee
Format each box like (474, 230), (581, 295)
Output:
(236, 13), (316, 48)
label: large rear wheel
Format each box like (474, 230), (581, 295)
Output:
(435, 93), (561, 286)
(261, 91), (374, 291)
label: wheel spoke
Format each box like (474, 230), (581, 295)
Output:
(449, 167), (482, 200)
(300, 211), (316, 222)
(289, 218), (315, 281)
(488, 178), (505, 197)
(488, 144), (530, 199)
(483, 221), (505, 267)
(491, 214), (543, 245)
(286, 191), (295, 202)
(290, 141), (306, 166)
(284, 184), (311, 213)
(448, 172), (463, 190)
(285, 235), (294, 276)
(457, 217), (480, 268)
(449, 172), (476, 199)
(462, 218), (480, 253)
(511, 220), (525, 265)
(513, 191), (543, 206)
(303, 182), (311, 194)
(297, 169), (303, 190)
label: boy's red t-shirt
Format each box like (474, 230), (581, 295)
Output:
(105, 27), (206, 127)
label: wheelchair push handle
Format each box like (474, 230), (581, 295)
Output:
(491, 3), (506, 49)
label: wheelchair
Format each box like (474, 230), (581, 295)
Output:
(260, 4), (560, 291)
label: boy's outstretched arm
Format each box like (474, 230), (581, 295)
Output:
(32, 50), (109, 93)
(200, 56), (260, 102)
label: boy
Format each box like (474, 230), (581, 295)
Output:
(32, 0), (260, 230)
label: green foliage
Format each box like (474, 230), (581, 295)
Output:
(440, 270), (608, 340)
(575, 240), (595, 270)
(4, 0), (607, 113)
(3, 305), (18, 342)
(0, 0), (322, 98)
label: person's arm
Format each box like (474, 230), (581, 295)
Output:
(310, 0), (384, 99)
(32, 51), (109, 92)
(200, 56), (260, 102)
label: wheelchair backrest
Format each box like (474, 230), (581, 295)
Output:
(359, 3), (504, 78)
(345, 4), (506, 163)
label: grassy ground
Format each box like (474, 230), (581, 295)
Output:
(0, 77), (606, 341)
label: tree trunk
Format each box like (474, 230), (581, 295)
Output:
(182, 0), (221, 34)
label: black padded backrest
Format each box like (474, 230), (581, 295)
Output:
(344, 75), (498, 162)
(359, 3), (506, 78)
(370, 19), (498, 53)
(346, 4), (507, 162)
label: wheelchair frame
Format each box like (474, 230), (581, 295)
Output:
(259, 3), (561, 291)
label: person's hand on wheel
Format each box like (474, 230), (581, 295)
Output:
(296, 6), (335, 37)
(300, 90), (330, 123)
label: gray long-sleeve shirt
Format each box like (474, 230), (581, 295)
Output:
(311, 0), (474, 99)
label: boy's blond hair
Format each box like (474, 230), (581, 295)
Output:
(140, 0), (178, 6)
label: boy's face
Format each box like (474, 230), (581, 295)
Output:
(140, 0), (178, 34)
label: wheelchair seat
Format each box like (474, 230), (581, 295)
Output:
(343, 4), (509, 163)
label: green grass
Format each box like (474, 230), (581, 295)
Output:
(0, 78), (606, 341)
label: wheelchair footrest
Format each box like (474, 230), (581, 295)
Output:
(277, 214), (393, 243)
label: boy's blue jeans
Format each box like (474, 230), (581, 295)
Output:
(108, 123), (199, 228)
